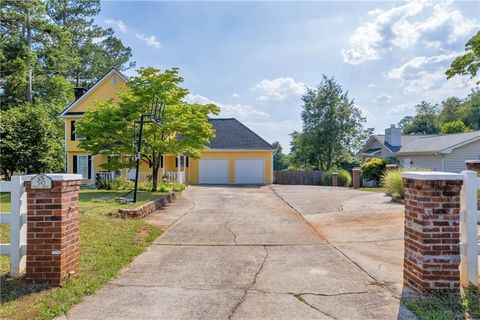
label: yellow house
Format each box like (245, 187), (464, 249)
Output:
(60, 69), (274, 185)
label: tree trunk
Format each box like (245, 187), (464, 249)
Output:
(25, 1), (33, 103)
(151, 153), (161, 192)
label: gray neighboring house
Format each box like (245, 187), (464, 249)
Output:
(358, 125), (480, 173)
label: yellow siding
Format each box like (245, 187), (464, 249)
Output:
(189, 151), (273, 184)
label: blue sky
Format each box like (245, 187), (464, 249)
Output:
(99, 0), (479, 149)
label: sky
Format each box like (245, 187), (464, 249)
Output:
(98, 0), (480, 149)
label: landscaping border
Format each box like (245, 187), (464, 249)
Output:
(118, 193), (176, 218)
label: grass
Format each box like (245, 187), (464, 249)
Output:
(358, 187), (389, 193)
(0, 190), (163, 320)
(404, 286), (480, 320)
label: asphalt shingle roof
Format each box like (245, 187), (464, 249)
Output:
(207, 118), (275, 150)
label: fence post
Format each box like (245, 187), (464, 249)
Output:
(460, 170), (479, 287)
(465, 160), (480, 175)
(331, 172), (338, 187)
(9, 176), (27, 276)
(352, 168), (361, 189)
(401, 172), (463, 293)
(23, 173), (82, 285)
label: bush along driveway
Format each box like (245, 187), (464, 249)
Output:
(0, 190), (163, 320)
(63, 186), (415, 319)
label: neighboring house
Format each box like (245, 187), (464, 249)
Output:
(60, 69), (274, 185)
(359, 124), (480, 173)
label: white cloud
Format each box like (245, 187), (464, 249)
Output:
(92, 35), (109, 44)
(368, 83), (377, 88)
(373, 93), (392, 104)
(341, 0), (479, 64)
(386, 52), (475, 95)
(232, 92), (240, 98)
(185, 94), (268, 120)
(387, 103), (415, 115)
(105, 19), (127, 33)
(135, 33), (161, 49)
(252, 77), (306, 101)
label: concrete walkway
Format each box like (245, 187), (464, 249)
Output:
(64, 186), (415, 320)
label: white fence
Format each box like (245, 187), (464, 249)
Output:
(138, 171), (185, 184)
(0, 176), (27, 276)
(460, 170), (480, 287)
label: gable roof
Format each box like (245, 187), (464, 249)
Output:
(207, 118), (275, 150)
(395, 130), (480, 155)
(372, 134), (431, 152)
(59, 68), (128, 117)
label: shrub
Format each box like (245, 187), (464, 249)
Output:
(361, 158), (386, 182)
(158, 184), (172, 192)
(172, 183), (186, 192)
(323, 168), (351, 187)
(381, 169), (404, 199)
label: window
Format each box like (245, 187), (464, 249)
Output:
(73, 155), (91, 179)
(112, 76), (118, 84)
(71, 120), (85, 141)
(175, 156), (189, 168)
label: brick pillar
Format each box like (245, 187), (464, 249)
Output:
(331, 172), (338, 187)
(352, 168), (361, 189)
(24, 174), (82, 285)
(401, 172), (463, 293)
(465, 160), (480, 175)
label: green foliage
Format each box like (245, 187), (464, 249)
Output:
(172, 183), (186, 192)
(77, 67), (220, 191)
(272, 141), (288, 170)
(447, 31), (480, 82)
(323, 168), (351, 187)
(440, 120), (471, 134)
(361, 158), (386, 182)
(0, 104), (64, 180)
(290, 76), (369, 171)
(402, 102), (439, 134)
(381, 169), (404, 199)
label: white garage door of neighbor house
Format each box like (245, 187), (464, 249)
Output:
(199, 159), (229, 184)
(234, 159), (264, 184)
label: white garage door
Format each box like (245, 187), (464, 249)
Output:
(199, 159), (229, 184)
(234, 159), (265, 184)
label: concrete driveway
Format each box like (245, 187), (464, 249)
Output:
(64, 186), (414, 320)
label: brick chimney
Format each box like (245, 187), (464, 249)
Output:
(385, 124), (401, 147)
(74, 87), (87, 100)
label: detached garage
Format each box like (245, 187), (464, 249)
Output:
(189, 118), (275, 185)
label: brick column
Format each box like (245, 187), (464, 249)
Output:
(331, 172), (338, 187)
(24, 174), (82, 285)
(401, 172), (463, 293)
(352, 168), (361, 189)
(465, 160), (480, 175)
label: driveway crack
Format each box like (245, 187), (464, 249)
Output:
(225, 223), (237, 245)
(293, 294), (336, 319)
(228, 245), (268, 319)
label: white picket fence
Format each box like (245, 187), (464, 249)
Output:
(460, 170), (480, 287)
(0, 176), (27, 276)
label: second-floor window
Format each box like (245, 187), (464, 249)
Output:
(71, 120), (85, 141)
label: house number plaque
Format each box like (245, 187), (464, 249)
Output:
(31, 174), (53, 189)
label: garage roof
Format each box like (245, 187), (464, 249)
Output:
(207, 118), (275, 150)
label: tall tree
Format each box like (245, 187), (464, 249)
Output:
(45, 0), (135, 87)
(0, 104), (64, 180)
(76, 67), (220, 191)
(272, 141), (287, 170)
(459, 89), (480, 130)
(447, 31), (480, 82)
(402, 102), (439, 134)
(438, 97), (462, 126)
(291, 75), (367, 171)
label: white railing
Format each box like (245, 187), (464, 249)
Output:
(137, 171), (185, 184)
(460, 170), (480, 287)
(97, 171), (115, 181)
(0, 176), (27, 276)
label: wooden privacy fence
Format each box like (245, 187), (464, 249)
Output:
(273, 170), (323, 185)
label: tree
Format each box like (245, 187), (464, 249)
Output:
(447, 31), (480, 82)
(291, 75), (368, 171)
(76, 67), (220, 191)
(402, 102), (439, 134)
(459, 89), (480, 130)
(272, 141), (288, 170)
(440, 120), (471, 134)
(438, 97), (462, 126)
(0, 104), (64, 180)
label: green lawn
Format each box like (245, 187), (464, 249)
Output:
(0, 190), (163, 320)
